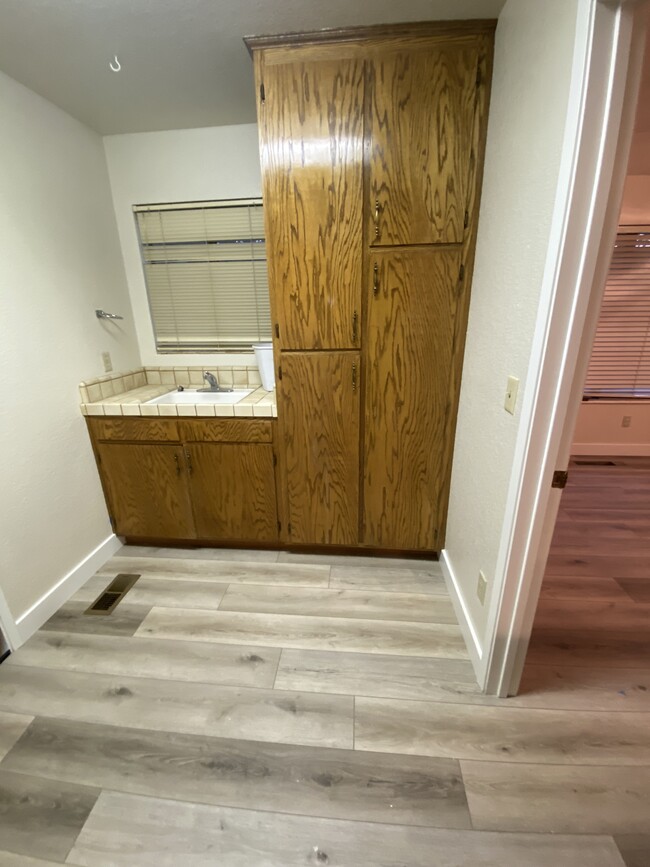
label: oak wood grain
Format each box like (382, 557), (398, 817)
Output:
(87, 417), (180, 442)
(278, 352), (360, 545)
(3, 717), (470, 828)
(367, 43), (478, 245)
(363, 248), (460, 549)
(177, 418), (273, 443)
(260, 57), (363, 350)
(95, 442), (195, 539)
(186, 443), (278, 542)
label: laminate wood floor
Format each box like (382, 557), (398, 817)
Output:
(0, 462), (648, 865)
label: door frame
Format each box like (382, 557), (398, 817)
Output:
(481, 0), (648, 696)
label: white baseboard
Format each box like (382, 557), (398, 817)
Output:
(572, 443), (650, 456)
(14, 534), (122, 646)
(440, 549), (483, 679)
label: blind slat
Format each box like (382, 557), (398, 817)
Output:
(584, 230), (650, 399)
(135, 200), (271, 352)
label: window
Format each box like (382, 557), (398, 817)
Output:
(135, 199), (271, 352)
(584, 228), (650, 399)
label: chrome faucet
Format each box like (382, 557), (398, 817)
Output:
(199, 371), (233, 393)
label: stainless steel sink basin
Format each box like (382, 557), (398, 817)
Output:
(145, 389), (254, 406)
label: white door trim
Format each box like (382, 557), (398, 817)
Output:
(482, 0), (648, 696)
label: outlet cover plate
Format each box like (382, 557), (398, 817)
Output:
(102, 351), (113, 373)
(504, 375), (519, 415)
(477, 570), (487, 605)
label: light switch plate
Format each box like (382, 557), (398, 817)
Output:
(622, 415), (632, 428)
(504, 375), (519, 415)
(102, 351), (113, 373)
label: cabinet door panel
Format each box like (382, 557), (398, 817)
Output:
(278, 352), (360, 545)
(186, 444), (278, 542)
(96, 443), (195, 539)
(363, 249), (461, 550)
(368, 43), (478, 246)
(261, 58), (364, 349)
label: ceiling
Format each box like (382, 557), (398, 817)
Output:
(0, 0), (505, 136)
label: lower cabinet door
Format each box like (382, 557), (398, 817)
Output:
(278, 351), (360, 545)
(185, 443), (279, 542)
(96, 443), (196, 539)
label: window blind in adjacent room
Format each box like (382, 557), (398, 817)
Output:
(134, 199), (271, 352)
(584, 228), (650, 399)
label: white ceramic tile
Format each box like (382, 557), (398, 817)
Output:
(157, 405), (179, 417)
(146, 369), (162, 385)
(121, 404), (142, 416)
(160, 370), (176, 385)
(176, 405), (197, 417)
(100, 381), (115, 399)
(80, 405), (89, 416)
(196, 405), (216, 417)
(87, 384), (102, 402)
(189, 369), (204, 385)
(214, 405), (236, 417)
(135, 371), (147, 387)
(248, 369), (262, 387)
(103, 405), (123, 416)
(218, 369), (234, 386)
(86, 405), (105, 416)
(272, 406), (278, 417)
(140, 404), (160, 417)
(123, 374), (135, 391)
(234, 405), (254, 417)
(253, 405), (274, 417)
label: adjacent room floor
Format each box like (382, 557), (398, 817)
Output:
(0, 465), (648, 865)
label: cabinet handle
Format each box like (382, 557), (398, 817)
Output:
(352, 362), (357, 392)
(184, 450), (193, 475)
(373, 199), (380, 239)
(373, 263), (379, 297)
(352, 311), (358, 344)
(173, 453), (181, 476)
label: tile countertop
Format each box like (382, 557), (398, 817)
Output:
(79, 367), (277, 418)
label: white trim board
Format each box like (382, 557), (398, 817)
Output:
(14, 534), (121, 646)
(440, 549), (482, 674)
(572, 443), (650, 456)
(482, 0), (647, 696)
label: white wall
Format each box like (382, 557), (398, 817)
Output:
(0, 71), (140, 638)
(442, 0), (580, 660)
(103, 125), (263, 367)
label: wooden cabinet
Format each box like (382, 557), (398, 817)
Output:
(260, 57), (364, 351)
(277, 352), (360, 545)
(249, 21), (494, 552)
(95, 442), (195, 540)
(87, 418), (279, 544)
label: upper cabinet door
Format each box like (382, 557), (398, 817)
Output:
(260, 58), (364, 349)
(368, 42), (479, 246)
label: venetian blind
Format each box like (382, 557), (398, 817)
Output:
(584, 229), (650, 399)
(134, 199), (271, 351)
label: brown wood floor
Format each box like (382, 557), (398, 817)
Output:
(0, 460), (647, 865)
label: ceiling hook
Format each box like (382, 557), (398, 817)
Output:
(109, 55), (121, 72)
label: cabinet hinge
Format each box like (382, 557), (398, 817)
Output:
(260, 83), (265, 104)
(287, 522), (292, 535)
(278, 365), (282, 381)
(277, 520), (281, 533)
(552, 470), (569, 489)
(274, 323), (280, 338)
(459, 264), (465, 282)
(464, 210), (469, 230)
(273, 452), (277, 467)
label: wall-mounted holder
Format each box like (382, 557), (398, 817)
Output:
(96, 309), (124, 320)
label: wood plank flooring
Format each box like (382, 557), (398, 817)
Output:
(0, 460), (648, 865)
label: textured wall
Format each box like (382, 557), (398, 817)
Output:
(0, 71), (140, 620)
(443, 0), (580, 646)
(103, 125), (263, 368)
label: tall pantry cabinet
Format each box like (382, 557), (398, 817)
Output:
(247, 21), (494, 552)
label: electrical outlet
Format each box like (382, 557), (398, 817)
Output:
(504, 376), (519, 415)
(622, 415), (632, 428)
(102, 351), (113, 373)
(477, 570), (488, 605)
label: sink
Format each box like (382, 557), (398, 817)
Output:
(145, 389), (254, 406)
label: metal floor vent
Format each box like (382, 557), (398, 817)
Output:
(85, 573), (140, 616)
(573, 460), (617, 466)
